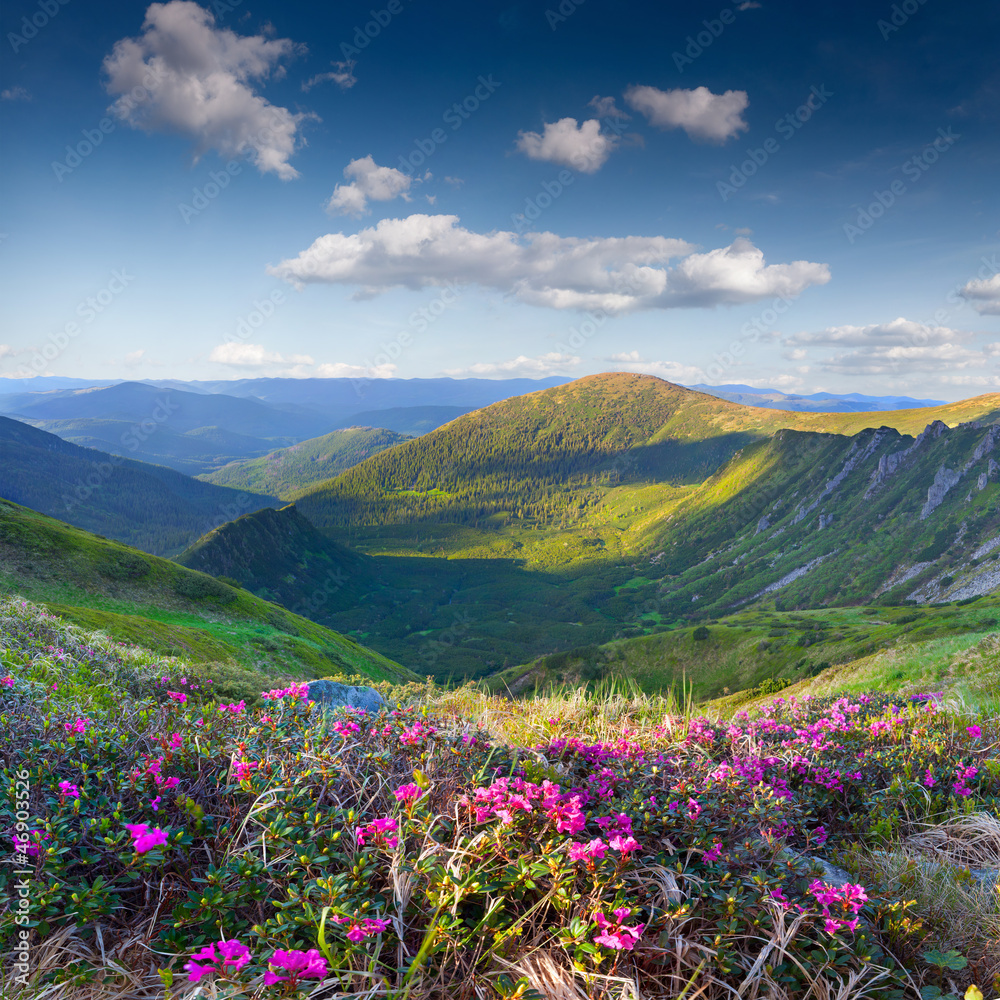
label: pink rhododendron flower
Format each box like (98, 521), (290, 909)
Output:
(356, 816), (398, 849)
(593, 908), (644, 950)
(966, 724), (982, 738)
(703, 842), (723, 863)
(608, 833), (640, 854)
(63, 718), (87, 734)
(0, 676), (14, 688)
(393, 782), (425, 803)
(184, 939), (252, 982)
(125, 823), (169, 853)
(263, 947), (329, 984)
(58, 781), (79, 798)
(568, 838), (607, 862)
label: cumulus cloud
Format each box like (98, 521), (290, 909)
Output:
(209, 342), (314, 368)
(515, 117), (617, 173)
(624, 84), (749, 143)
(0, 344), (18, 361)
(124, 350), (146, 367)
(302, 59), (356, 91)
(268, 216), (829, 313)
(103, 1), (310, 179)
(786, 317), (973, 348)
(326, 155), (412, 216)
(960, 273), (1000, 315)
(443, 352), (581, 378)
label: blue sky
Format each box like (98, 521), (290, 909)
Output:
(1, 0), (998, 397)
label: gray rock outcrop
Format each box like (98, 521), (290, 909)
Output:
(307, 679), (386, 714)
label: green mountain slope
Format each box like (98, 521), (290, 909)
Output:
(495, 600), (1000, 701)
(197, 426), (408, 499)
(0, 498), (414, 684)
(0, 416), (278, 555)
(180, 374), (1000, 679)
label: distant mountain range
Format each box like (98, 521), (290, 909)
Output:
(690, 384), (948, 412)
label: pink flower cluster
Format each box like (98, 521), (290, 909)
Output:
(261, 682), (310, 701)
(393, 782), (425, 804)
(12, 830), (50, 857)
(63, 718), (88, 734)
(265, 948), (330, 984)
(953, 764), (978, 797)
(1, 676), (14, 688)
(399, 721), (437, 745)
(356, 816), (398, 849)
(58, 781), (79, 799)
(130, 754), (180, 791)
(807, 880), (868, 935)
(185, 939), (253, 982)
(330, 914), (391, 943)
(125, 823), (169, 854)
(232, 760), (259, 782)
(218, 700), (246, 714)
(592, 908), (645, 950)
(332, 719), (361, 737)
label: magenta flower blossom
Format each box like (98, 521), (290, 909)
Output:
(150, 795), (162, 812)
(125, 823), (169, 853)
(703, 842), (723, 863)
(58, 781), (79, 799)
(393, 782), (425, 803)
(167, 691), (186, 703)
(567, 838), (607, 862)
(593, 908), (645, 950)
(608, 833), (641, 854)
(263, 947), (330, 984)
(232, 760), (259, 782)
(966, 724), (982, 739)
(63, 718), (87, 734)
(330, 915), (390, 944)
(184, 938), (252, 983)
(1, 676), (14, 688)
(356, 816), (398, 849)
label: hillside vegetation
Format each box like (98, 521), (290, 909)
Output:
(0, 498), (412, 684)
(1, 601), (997, 999)
(0, 416), (277, 555)
(197, 426), (407, 499)
(181, 376), (1000, 678)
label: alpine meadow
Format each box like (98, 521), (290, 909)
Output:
(1, 1), (999, 999)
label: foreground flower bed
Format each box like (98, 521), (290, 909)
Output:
(0, 598), (998, 999)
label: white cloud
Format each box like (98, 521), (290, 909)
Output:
(269, 216), (830, 312)
(0, 344), (17, 361)
(124, 349), (145, 367)
(1, 86), (31, 101)
(737, 1), (762, 9)
(515, 117), (617, 173)
(960, 273), (1000, 316)
(326, 155), (412, 216)
(315, 361), (397, 378)
(302, 59), (356, 91)
(443, 352), (581, 378)
(209, 342), (314, 368)
(624, 85), (749, 144)
(103, 1), (310, 179)
(786, 317), (974, 348)
(817, 342), (1000, 376)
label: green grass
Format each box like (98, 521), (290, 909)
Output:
(0, 497), (414, 684)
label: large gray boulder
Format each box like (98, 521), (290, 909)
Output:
(307, 679), (385, 715)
